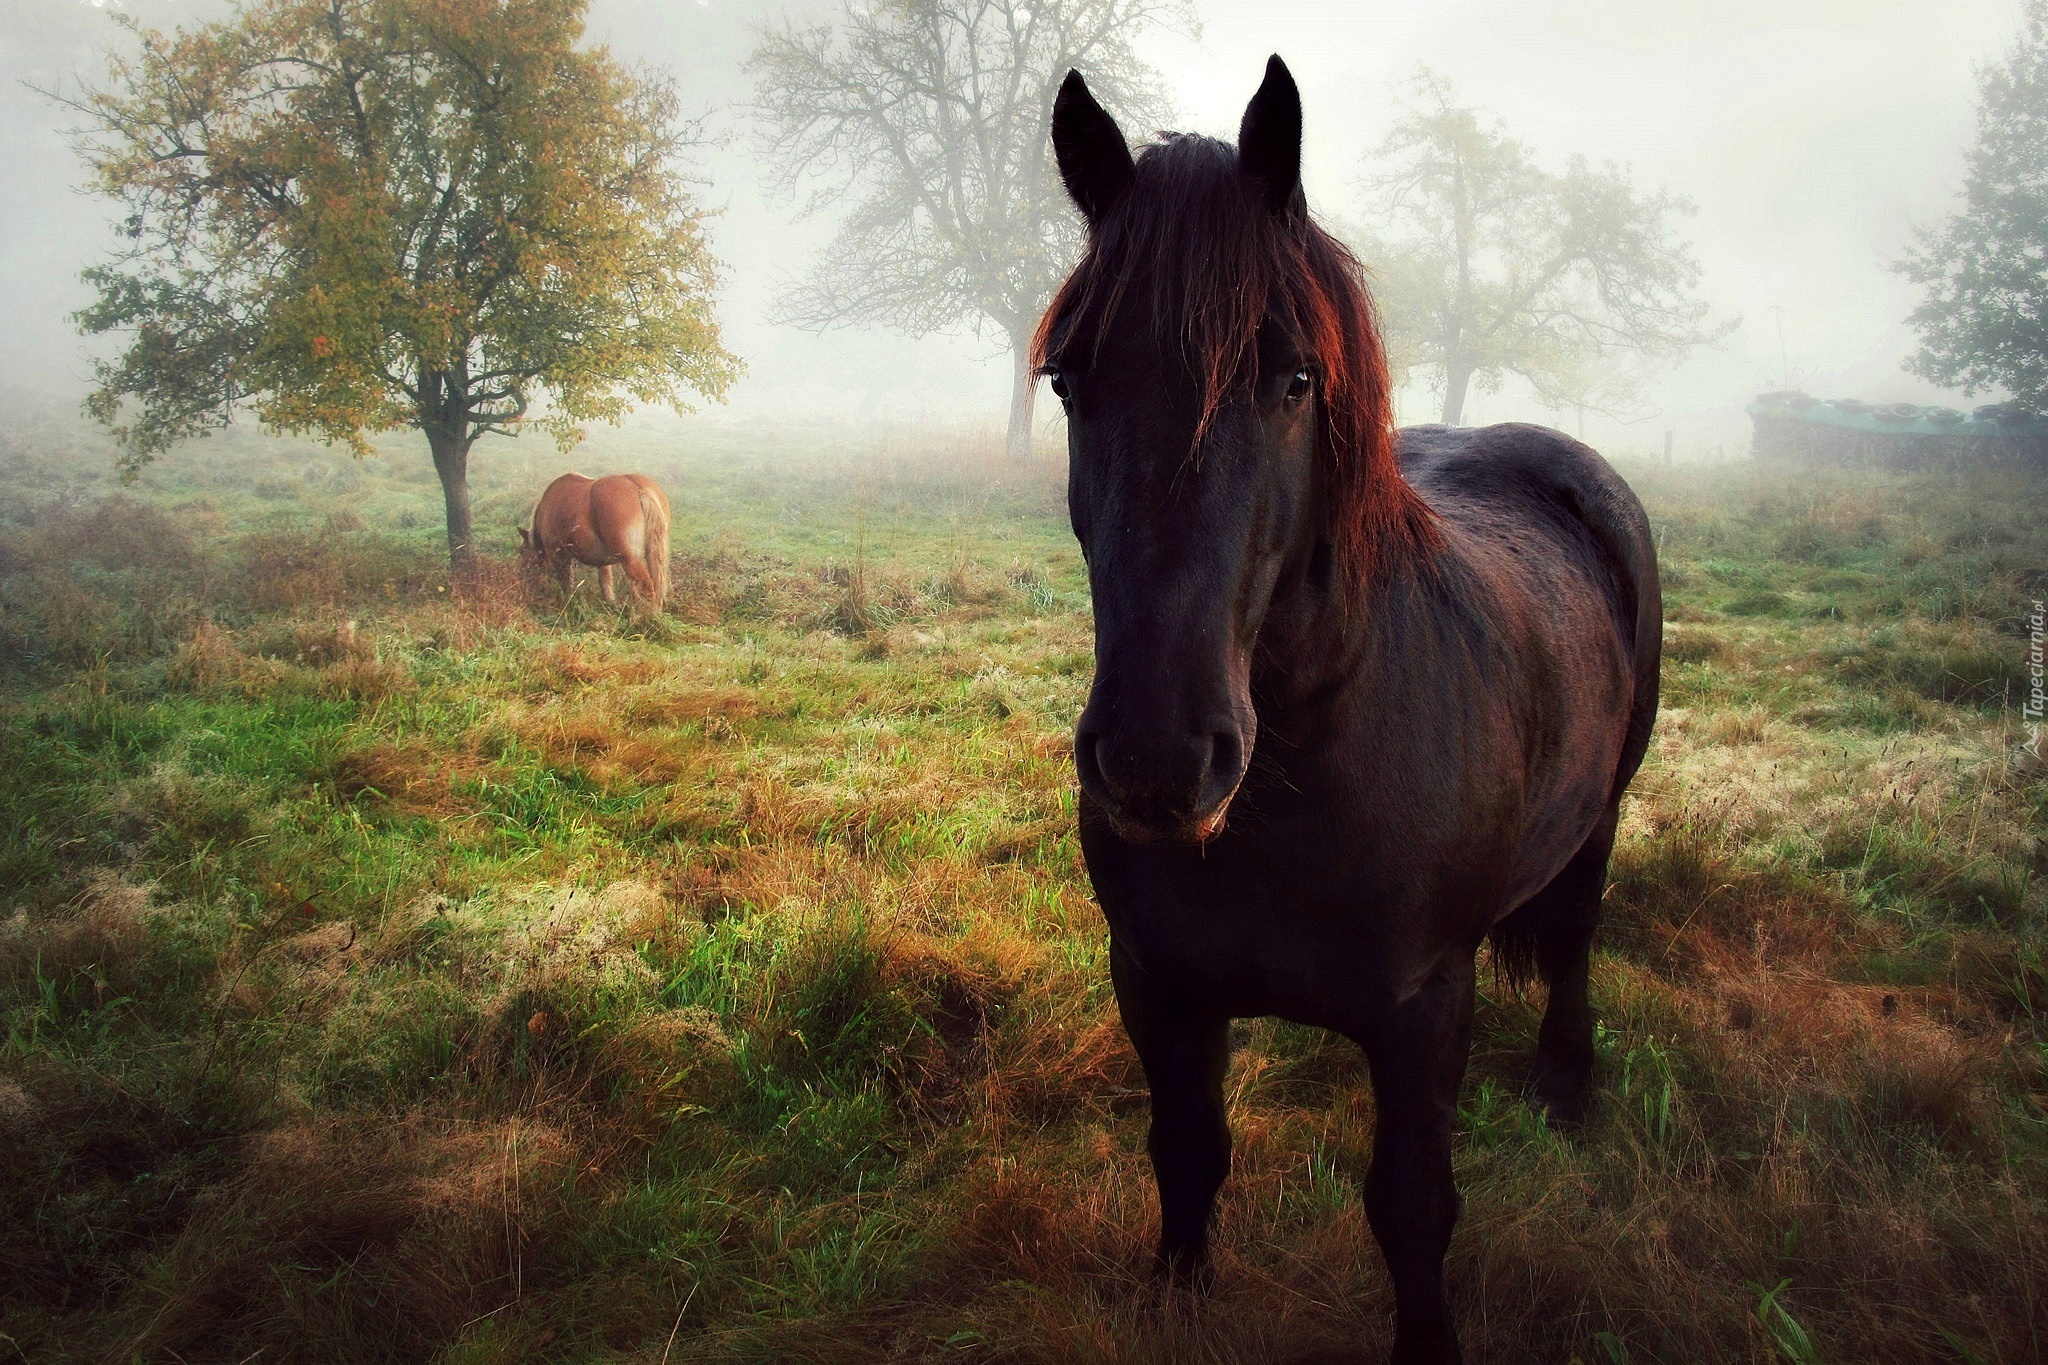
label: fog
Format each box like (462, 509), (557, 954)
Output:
(0, 0), (2025, 460)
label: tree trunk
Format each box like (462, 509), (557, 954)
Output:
(427, 424), (478, 578)
(1440, 361), (1474, 426)
(1006, 333), (1038, 461)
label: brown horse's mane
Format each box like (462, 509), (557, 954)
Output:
(1033, 133), (1438, 577)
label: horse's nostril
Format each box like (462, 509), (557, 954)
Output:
(1207, 728), (1245, 790)
(1196, 736), (1245, 810)
(1074, 726), (1111, 793)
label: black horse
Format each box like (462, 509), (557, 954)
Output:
(1039, 58), (1662, 1363)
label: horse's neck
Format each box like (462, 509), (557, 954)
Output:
(1255, 538), (1441, 714)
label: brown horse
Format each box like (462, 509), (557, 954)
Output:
(518, 472), (671, 611)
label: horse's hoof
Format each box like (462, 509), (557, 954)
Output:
(1531, 1058), (1593, 1130)
(1389, 1323), (1462, 1365)
(1151, 1246), (1215, 1296)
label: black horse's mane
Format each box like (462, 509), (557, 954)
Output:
(1033, 133), (1438, 577)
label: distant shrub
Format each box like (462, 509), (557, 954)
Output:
(1704, 706), (1769, 746)
(245, 617), (362, 665)
(239, 529), (435, 610)
(1831, 628), (2026, 707)
(168, 617), (410, 703)
(0, 497), (209, 669)
(1830, 688), (1938, 733)
(1774, 507), (1887, 566)
(166, 622), (293, 697)
(1700, 558), (1775, 589)
(1724, 589), (1792, 616)
(19, 498), (201, 575)
(317, 654), (411, 702)
(1663, 629), (1730, 666)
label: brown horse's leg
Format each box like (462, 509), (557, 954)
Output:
(599, 564), (616, 603)
(1111, 942), (1230, 1290)
(1522, 803), (1620, 1127)
(619, 554), (657, 611)
(556, 556), (574, 598)
(1359, 966), (1472, 1365)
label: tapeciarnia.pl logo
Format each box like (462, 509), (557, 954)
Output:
(2026, 598), (2045, 758)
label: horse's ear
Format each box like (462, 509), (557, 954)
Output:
(516, 526), (531, 548)
(1052, 69), (1133, 228)
(1237, 55), (1303, 216)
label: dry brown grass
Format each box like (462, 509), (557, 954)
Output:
(239, 523), (446, 610)
(91, 1113), (584, 1362)
(332, 741), (494, 817)
(5, 455), (2046, 1362)
(0, 497), (212, 667)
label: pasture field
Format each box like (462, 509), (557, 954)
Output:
(0, 421), (2044, 1363)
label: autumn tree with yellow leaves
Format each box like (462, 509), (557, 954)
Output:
(69, 0), (740, 573)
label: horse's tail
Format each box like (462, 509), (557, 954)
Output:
(638, 484), (670, 611)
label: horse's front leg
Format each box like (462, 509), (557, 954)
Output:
(1110, 940), (1230, 1290)
(1359, 963), (1474, 1364)
(599, 563), (617, 603)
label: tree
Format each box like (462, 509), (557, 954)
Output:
(749, 0), (1189, 460)
(68, 0), (740, 574)
(1897, 0), (2048, 412)
(1357, 73), (1725, 427)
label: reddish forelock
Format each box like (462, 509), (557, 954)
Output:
(1033, 135), (1437, 577)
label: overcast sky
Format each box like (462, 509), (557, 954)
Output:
(0, 0), (2027, 458)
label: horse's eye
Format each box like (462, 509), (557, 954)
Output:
(1045, 368), (1070, 402)
(1285, 368), (1314, 402)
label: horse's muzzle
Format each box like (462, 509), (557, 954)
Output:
(1074, 715), (1248, 845)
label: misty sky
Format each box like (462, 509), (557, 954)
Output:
(0, 0), (2028, 458)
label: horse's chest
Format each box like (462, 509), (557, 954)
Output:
(1083, 819), (1472, 1026)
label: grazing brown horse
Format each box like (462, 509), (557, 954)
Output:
(519, 472), (671, 611)
(1041, 59), (1661, 1362)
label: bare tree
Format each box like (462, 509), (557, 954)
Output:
(1359, 72), (1728, 426)
(750, 0), (1189, 458)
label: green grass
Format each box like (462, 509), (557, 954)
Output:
(0, 424), (2044, 1362)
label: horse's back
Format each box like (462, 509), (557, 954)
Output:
(585, 473), (665, 519)
(532, 472), (665, 538)
(532, 471), (592, 539)
(539, 471), (595, 500)
(1398, 422), (1662, 801)
(1398, 424), (1653, 590)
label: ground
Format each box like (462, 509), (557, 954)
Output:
(0, 418), (2042, 1363)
